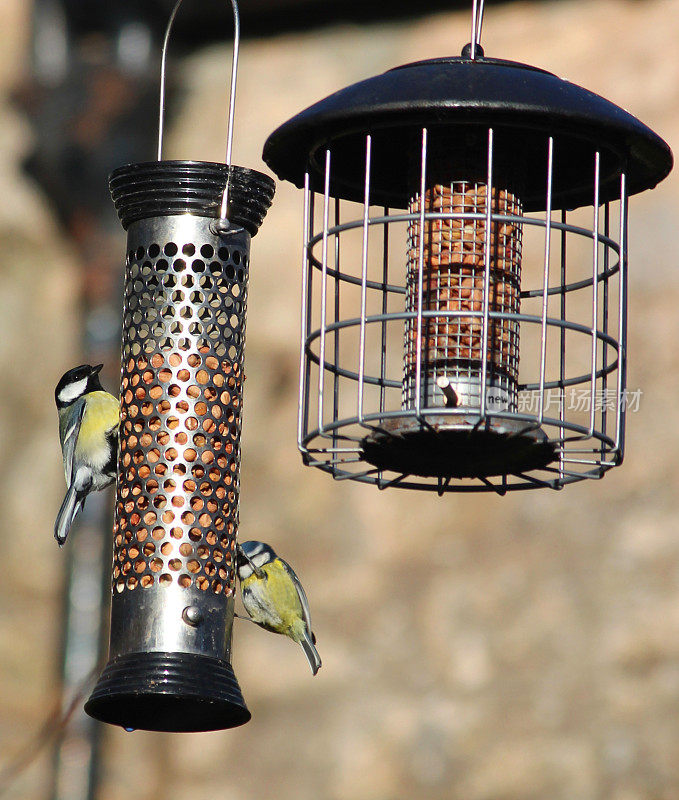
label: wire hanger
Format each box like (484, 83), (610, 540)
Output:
(470, 0), (486, 59)
(157, 0), (241, 231)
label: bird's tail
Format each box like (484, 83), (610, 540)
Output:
(54, 484), (84, 547)
(299, 629), (322, 676)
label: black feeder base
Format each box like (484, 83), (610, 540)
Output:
(361, 415), (556, 479)
(85, 652), (251, 732)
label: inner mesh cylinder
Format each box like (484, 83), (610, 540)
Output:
(403, 182), (522, 411)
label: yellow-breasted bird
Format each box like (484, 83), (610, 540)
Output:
(237, 540), (322, 675)
(54, 364), (119, 546)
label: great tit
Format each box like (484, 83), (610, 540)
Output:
(237, 540), (322, 675)
(54, 364), (119, 547)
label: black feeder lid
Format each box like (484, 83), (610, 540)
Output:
(110, 160), (276, 236)
(263, 56), (673, 211)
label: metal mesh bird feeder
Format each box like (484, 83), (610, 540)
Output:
(263, 7), (672, 494)
(85, 0), (274, 732)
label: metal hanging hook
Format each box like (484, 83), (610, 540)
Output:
(470, 0), (486, 60)
(157, 0), (241, 230)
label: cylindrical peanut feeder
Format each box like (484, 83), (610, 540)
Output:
(85, 0), (275, 731)
(263, 43), (672, 492)
(404, 182), (521, 413)
(85, 162), (273, 732)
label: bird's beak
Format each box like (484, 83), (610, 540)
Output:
(92, 363), (104, 375)
(236, 545), (264, 578)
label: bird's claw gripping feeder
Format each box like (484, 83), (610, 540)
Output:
(85, 0), (274, 732)
(263, 2), (672, 494)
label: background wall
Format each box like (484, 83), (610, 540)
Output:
(1, 1), (678, 798)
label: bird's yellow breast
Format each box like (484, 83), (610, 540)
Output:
(241, 558), (304, 633)
(76, 391), (119, 460)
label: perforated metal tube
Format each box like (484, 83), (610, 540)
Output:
(115, 216), (246, 601)
(86, 161), (274, 732)
(113, 214), (247, 635)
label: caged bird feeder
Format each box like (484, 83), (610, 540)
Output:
(85, 0), (274, 732)
(263, 3), (672, 494)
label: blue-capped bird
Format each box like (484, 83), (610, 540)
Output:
(237, 540), (322, 675)
(54, 364), (119, 547)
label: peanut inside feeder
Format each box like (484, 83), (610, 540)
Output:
(404, 182), (521, 412)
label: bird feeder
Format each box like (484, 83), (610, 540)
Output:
(85, 0), (274, 732)
(263, 12), (671, 494)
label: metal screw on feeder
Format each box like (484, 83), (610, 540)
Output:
(85, 0), (275, 733)
(263, 1), (672, 494)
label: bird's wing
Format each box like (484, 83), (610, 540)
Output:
(61, 399), (86, 486)
(280, 558), (314, 634)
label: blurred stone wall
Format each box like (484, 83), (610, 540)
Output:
(1, 1), (679, 799)
(0, 1), (81, 798)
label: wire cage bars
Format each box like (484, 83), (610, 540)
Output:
(263, 55), (672, 493)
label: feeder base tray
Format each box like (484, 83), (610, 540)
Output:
(85, 651), (250, 732)
(361, 415), (556, 479)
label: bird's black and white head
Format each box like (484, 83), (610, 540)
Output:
(55, 364), (104, 408)
(237, 540), (276, 580)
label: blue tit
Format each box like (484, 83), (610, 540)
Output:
(237, 540), (322, 676)
(54, 364), (119, 547)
